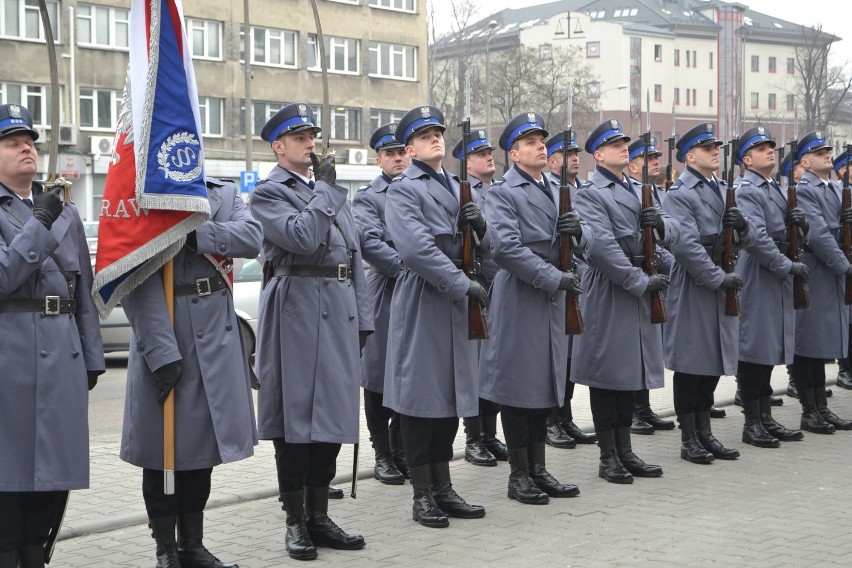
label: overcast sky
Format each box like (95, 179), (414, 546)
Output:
(430, 0), (852, 66)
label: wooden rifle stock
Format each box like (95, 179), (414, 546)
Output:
(641, 184), (667, 323)
(843, 185), (852, 305)
(786, 179), (810, 309)
(559, 136), (584, 335)
(722, 185), (740, 316)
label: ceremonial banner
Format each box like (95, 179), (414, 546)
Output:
(93, 0), (210, 317)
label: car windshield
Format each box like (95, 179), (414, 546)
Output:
(83, 222), (99, 238)
(234, 258), (262, 282)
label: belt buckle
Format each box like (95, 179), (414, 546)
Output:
(337, 264), (348, 281)
(195, 278), (212, 296)
(45, 296), (60, 316)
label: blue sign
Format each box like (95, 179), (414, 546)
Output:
(240, 170), (259, 193)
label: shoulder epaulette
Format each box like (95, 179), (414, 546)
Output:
(580, 181), (592, 188)
(668, 182), (682, 191)
(799, 177), (810, 185)
(492, 179), (505, 186)
(356, 184), (369, 192)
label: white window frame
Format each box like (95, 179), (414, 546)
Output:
(368, 0), (415, 14)
(198, 96), (223, 137)
(0, 82), (54, 126)
(1, 0), (59, 42)
(187, 17), (222, 60)
(308, 34), (360, 75)
(315, 106), (362, 141)
(79, 88), (121, 130)
(368, 42), (416, 80)
(240, 100), (289, 138)
(369, 109), (405, 133)
(241, 25), (297, 68)
(77, 3), (128, 49)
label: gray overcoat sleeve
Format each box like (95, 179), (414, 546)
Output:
(353, 190), (403, 277)
(798, 183), (849, 275)
(737, 186), (793, 278)
(195, 188), (263, 259)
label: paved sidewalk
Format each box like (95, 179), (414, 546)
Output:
(55, 366), (852, 566)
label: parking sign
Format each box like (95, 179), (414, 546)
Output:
(240, 170), (259, 193)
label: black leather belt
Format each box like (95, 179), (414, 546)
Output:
(274, 263), (353, 281)
(174, 274), (229, 297)
(0, 297), (76, 315)
(628, 254), (659, 268)
(703, 245), (726, 266)
(775, 240), (790, 254)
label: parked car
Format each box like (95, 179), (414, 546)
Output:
(83, 221), (98, 258)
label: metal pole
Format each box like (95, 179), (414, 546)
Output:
(244, 0), (253, 172)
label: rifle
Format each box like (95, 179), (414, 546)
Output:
(559, 129), (584, 335)
(843, 143), (852, 305)
(666, 101), (676, 189)
(722, 138), (740, 317)
(458, 118), (490, 339)
(782, 141), (809, 310)
(641, 130), (667, 324)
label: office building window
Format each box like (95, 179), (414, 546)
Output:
(686, 50), (691, 67)
(686, 89), (691, 106)
(709, 90), (714, 107)
(80, 88), (121, 130)
(369, 109), (405, 132)
(77, 3), (127, 48)
(751, 55), (759, 72)
(768, 56), (776, 73)
(692, 51), (697, 68)
(369, 0), (415, 13)
(369, 42), (416, 79)
(0, 82), (52, 125)
(586, 41), (600, 58)
(187, 18), (221, 60)
(674, 88), (680, 106)
(198, 97), (223, 136)
(308, 34), (359, 74)
(787, 94), (795, 112)
(768, 93), (776, 110)
(787, 57), (795, 74)
(2, 0), (59, 41)
(241, 26), (297, 67)
(315, 106), (362, 141)
(654, 84), (662, 102)
(240, 100), (289, 138)
(750, 92), (759, 109)
(674, 49), (680, 66)
(654, 44), (662, 62)
(709, 52), (714, 69)
(692, 89), (696, 107)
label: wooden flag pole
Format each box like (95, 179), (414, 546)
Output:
(163, 259), (176, 495)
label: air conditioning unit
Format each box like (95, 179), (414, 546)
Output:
(58, 124), (77, 146)
(347, 148), (370, 165)
(90, 135), (114, 157)
(33, 126), (48, 143)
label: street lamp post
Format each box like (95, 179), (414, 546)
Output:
(484, 20), (498, 143)
(598, 83), (628, 123)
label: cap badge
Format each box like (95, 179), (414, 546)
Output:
(705, 123), (714, 133)
(815, 131), (823, 140)
(610, 119), (618, 129)
(527, 113), (536, 123)
(8, 104), (21, 118)
(420, 107), (431, 118)
(297, 103), (307, 116)
(389, 122), (397, 131)
(477, 130), (486, 139)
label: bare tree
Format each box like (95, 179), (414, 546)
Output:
(795, 24), (852, 131)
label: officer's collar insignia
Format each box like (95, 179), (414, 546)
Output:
(420, 107), (431, 118)
(8, 104), (21, 118)
(297, 104), (307, 116)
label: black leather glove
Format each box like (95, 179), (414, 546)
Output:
(841, 208), (852, 225)
(646, 274), (670, 292)
(459, 202), (487, 239)
(32, 186), (63, 230)
(466, 280), (489, 308)
(723, 207), (749, 233)
(359, 331), (369, 357)
(558, 272), (583, 293)
(87, 371), (102, 391)
(640, 207), (665, 237)
(720, 273), (744, 290)
(556, 211), (582, 238)
(789, 262), (810, 283)
(153, 360), (183, 404)
(310, 152), (337, 186)
(786, 207), (809, 232)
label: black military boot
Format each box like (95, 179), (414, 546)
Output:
(327, 486), (343, 500)
(709, 406), (726, 418)
(760, 396), (803, 441)
(596, 430), (632, 484)
(786, 365), (799, 399)
(305, 487), (365, 550)
(741, 398), (779, 448)
(799, 389), (835, 434)
(17, 546), (44, 568)
(176, 512), (237, 568)
(838, 358), (852, 390)
(814, 388), (852, 430)
(545, 412), (576, 448)
(695, 411), (739, 459)
(431, 462), (485, 519)
(388, 428), (410, 479)
(280, 490), (317, 560)
(615, 427), (663, 477)
(409, 465), (448, 528)
(630, 412), (655, 435)
(734, 387), (743, 407)
(507, 447), (549, 504)
(770, 395), (784, 406)
(481, 414), (509, 461)
(372, 431), (405, 485)
(150, 515), (182, 568)
(463, 417), (497, 466)
(636, 407), (675, 431)
(528, 442), (579, 497)
(678, 413), (714, 464)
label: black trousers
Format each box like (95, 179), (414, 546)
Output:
(589, 387), (634, 432)
(273, 439), (340, 494)
(363, 388), (400, 450)
(500, 405), (549, 450)
(556, 358), (576, 421)
(478, 398), (500, 417)
(634, 388), (651, 409)
(142, 468), (212, 520)
(398, 415), (458, 468)
(673, 373), (720, 416)
(0, 491), (67, 552)
(790, 355), (827, 390)
(737, 361), (774, 402)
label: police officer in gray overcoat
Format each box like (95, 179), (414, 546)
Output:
(479, 112), (589, 505)
(832, 151), (852, 392)
(120, 176), (261, 568)
(662, 125), (759, 465)
(571, 119), (680, 484)
(542, 131), (598, 448)
(451, 132), (508, 468)
(251, 103), (372, 561)
(352, 123), (409, 485)
(735, 127), (809, 448)
(384, 105), (493, 529)
(0, 103), (105, 568)
(789, 131), (852, 433)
